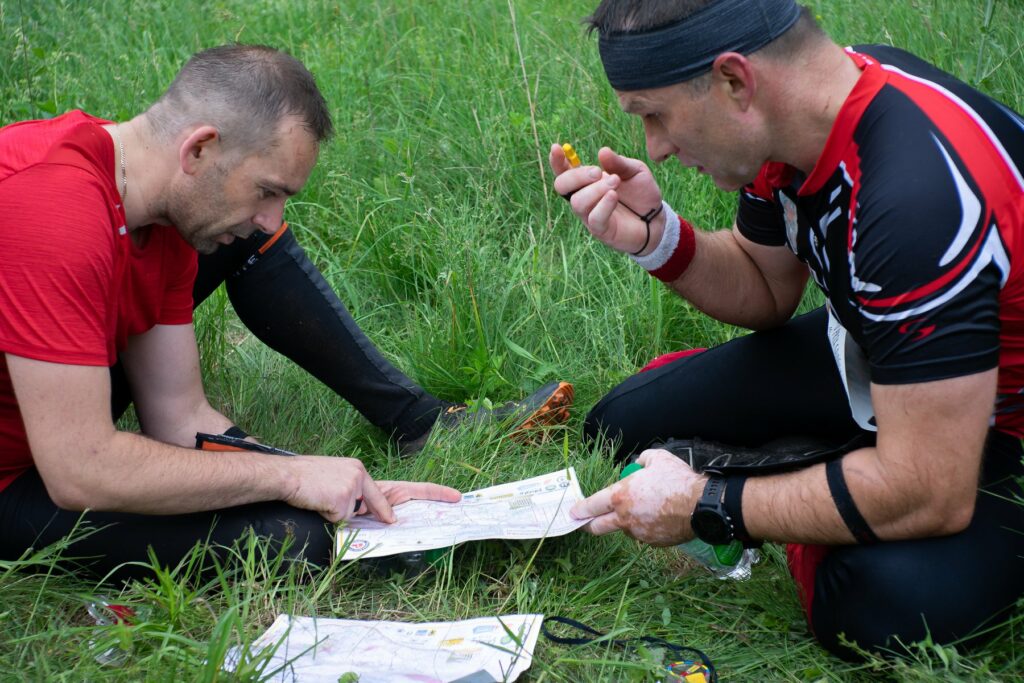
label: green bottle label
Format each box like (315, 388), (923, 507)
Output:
(713, 540), (743, 566)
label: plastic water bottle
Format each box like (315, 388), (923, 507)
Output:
(619, 462), (757, 580)
(358, 546), (451, 577)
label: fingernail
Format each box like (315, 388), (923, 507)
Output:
(588, 168), (600, 179)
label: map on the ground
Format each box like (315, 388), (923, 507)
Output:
(225, 613), (543, 683)
(336, 467), (588, 559)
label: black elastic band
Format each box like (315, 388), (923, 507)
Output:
(826, 458), (880, 544)
(223, 425), (248, 439)
(723, 476), (759, 548)
(541, 616), (717, 682)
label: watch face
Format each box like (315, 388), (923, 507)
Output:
(692, 509), (732, 545)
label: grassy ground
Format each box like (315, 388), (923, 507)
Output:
(2, 0), (1023, 680)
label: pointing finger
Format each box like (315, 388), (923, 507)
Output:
(359, 476), (395, 524)
(571, 485), (615, 520)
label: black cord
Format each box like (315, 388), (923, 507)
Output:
(557, 189), (663, 256)
(540, 615), (717, 682)
(626, 202), (664, 256)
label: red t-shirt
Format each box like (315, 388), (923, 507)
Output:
(0, 111), (198, 492)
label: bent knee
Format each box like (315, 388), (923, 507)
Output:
(809, 543), (1019, 659)
(246, 504), (333, 567)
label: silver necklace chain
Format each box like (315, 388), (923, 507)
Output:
(114, 125), (127, 200)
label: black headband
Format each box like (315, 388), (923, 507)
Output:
(598, 0), (802, 91)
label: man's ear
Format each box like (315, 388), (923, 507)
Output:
(711, 52), (757, 111)
(178, 125), (220, 176)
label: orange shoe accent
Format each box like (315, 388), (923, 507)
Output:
(510, 381), (574, 440)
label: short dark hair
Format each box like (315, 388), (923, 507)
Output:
(147, 44), (333, 151)
(587, 0), (715, 36)
(586, 0), (824, 60)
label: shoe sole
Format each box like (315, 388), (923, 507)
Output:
(511, 381), (574, 437)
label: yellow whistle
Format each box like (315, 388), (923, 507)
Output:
(562, 142), (581, 168)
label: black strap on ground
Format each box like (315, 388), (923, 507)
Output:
(541, 615), (717, 682)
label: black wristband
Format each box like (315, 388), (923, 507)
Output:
(826, 458), (880, 544)
(723, 476), (759, 548)
(223, 425), (248, 439)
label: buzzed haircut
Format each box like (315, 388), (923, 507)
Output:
(146, 44), (334, 152)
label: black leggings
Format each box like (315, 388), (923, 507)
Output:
(0, 468), (333, 583)
(112, 227), (445, 441)
(586, 307), (1024, 660)
(2, 229), (440, 580)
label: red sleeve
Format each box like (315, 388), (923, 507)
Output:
(0, 164), (117, 366)
(158, 230), (197, 325)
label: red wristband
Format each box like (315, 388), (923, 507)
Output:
(649, 216), (696, 283)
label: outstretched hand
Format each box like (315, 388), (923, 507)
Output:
(570, 449), (707, 546)
(282, 456), (459, 524)
(550, 145), (666, 255)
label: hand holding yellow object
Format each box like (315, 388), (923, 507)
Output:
(561, 142), (581, 168)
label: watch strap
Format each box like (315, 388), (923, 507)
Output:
(723, 475), (759, 548)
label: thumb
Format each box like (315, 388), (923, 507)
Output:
(598, 147), (649, 182)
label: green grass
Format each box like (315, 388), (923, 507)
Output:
(2, 0), (1024, 680)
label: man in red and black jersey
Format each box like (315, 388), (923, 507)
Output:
(554, 0), (1024, 660)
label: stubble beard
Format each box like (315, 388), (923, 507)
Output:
(166, 165), (238, 254)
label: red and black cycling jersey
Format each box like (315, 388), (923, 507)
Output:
(736, 45), (1024, 437)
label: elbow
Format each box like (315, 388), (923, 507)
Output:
(42, 477), (91, 511)
(38, 469), (113, 512)
(745, 299), (800, 331)
(918, 495), (975, 537)
(936, 501), (975, 536)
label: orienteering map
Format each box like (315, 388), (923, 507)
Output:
(225, 613), (542, 683)
(337, 468), (587, 559)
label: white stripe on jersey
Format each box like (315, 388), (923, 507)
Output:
(880, 63), (1024, 193)
(933, 133), (983, 267)
(858, 228), (1009, 322)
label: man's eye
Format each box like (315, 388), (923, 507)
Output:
(260, 188), (275, 199)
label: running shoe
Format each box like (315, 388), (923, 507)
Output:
(399, 381), (574, 455)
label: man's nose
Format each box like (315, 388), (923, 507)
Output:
(644, 119), (676, 165)
(253, 199), (286, 235)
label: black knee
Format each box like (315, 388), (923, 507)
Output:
(810, 536), (1024, 660)
(246, 503), (334, 568)
(583, 383), (638, 462)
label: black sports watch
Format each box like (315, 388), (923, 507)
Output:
(689, 476), (735, 545)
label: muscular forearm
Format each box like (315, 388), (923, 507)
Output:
(667, 228), (803, 330)
(743, 446), (977, 544)
(743, 372), (992, 544)
(46, 430), (294, 514)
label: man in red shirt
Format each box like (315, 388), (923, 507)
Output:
(555, 0), (1024, 660)
(0, 44), (461, 580)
